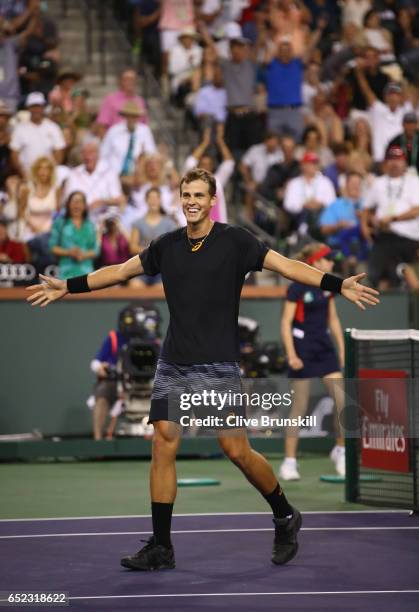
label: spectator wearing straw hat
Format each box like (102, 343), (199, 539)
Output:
(168, 27), (203, 105)
(10, 92), (66, 177)
(100, 101), (156, 182)
(96, 68), (148, 136)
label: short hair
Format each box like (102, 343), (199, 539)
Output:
(346, 171), (363, 182)
(119, 67), (136, 79)
(264, 131), (280, 141)
(332, 142), (350, 156)
(179, 168), (217, 198)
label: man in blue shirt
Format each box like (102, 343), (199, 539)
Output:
(264, 37), (304, 141)
(319, 172), (369, 262)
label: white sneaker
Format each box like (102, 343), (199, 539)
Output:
(279, 459), (301, 481)
(330, 445), (346, 477)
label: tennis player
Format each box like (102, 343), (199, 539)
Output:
(27, 168), (379, 570)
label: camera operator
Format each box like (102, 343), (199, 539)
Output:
(90, 327), (126, 440)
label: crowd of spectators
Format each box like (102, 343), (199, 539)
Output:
(1, 0), (419, 291)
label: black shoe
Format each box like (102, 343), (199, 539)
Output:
(272, 507), (302, 565)
(120, 536), (175, 571)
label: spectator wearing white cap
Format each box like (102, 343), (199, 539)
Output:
(360, 145), (419, 288)
(10, 92), (66, 178)
(64, 138), (124, 224)
(353, 66), (413, 163)
(100, 100), (156, 184)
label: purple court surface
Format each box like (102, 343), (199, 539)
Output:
(0, 511), (418, 611)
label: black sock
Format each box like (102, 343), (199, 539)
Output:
(151, 502), (173, 548)
(263, 483), (293, 519)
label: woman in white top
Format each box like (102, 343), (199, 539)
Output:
(19, 156), (61, 241)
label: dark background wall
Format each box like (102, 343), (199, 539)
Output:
(0, 293), (414, 435)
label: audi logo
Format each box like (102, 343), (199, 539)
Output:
(0, 264), (60, 283)
(0, 264), (37, 281)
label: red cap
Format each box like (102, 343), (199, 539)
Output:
(306, 245), (332, 265)
(302, 151), (319, 164)
(385, 146), (406, 161)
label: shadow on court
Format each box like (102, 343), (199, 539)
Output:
(0, 512), (418, 611)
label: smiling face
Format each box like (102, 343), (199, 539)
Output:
(68, 192), (87, 218)
(181, 179), (215, 225)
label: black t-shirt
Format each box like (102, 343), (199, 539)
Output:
(139, 222), (269, 364)
(346, 69), (389, 111)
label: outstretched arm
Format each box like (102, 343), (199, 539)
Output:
(26, 255), (144, 307)
(263, 250), (379, 310)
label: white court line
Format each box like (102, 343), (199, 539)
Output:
(1, 590), (417, 604)
(65, 590), (419, 601)
(0, 510), (409, 522)
(1, 526), (418, 539)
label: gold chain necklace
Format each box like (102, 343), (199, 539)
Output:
(186, 223), (214, 252)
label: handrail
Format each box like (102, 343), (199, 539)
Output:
(97, 0), (107, 85)
(81, 0), (92, 64)
(238, 180), (283, 243)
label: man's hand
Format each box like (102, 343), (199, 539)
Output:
(26, 274), (68, 307)
(341, 273), (379, 311)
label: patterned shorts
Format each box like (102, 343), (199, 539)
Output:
(149, 359), (243, 424)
